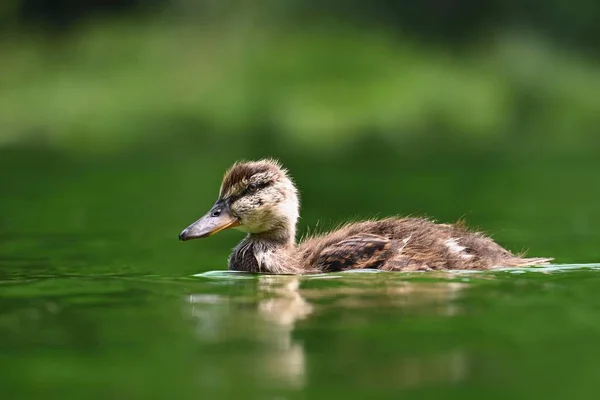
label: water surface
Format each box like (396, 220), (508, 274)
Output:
(4, 263), (600, 400)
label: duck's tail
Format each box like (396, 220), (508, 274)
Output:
(506, 257), (554, 267)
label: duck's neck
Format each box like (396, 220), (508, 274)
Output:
(254, 224), (296, 246)
(229, 225), (305, 274)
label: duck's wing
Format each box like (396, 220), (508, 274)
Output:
(312, 233), (394, 272)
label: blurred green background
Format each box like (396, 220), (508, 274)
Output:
(2, 2), (600, 399)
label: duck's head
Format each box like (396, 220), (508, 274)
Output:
(179, 159), (299, 241)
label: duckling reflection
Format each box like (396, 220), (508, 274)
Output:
(256, 275), (313, 332)
(300, 272), (470, 317)
(187, 275), (312, 388)
(187, 274), (473, 389)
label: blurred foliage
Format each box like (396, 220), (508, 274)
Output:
(0, 15), (599, 155)
(3, 0), (600, 52)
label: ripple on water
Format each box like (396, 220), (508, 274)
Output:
(193, 263), (600, 281)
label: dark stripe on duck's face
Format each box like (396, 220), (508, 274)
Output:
(223, 181), (272, 204)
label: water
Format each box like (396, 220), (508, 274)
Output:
(4, 265), (600, 399)
(2, 143), (600, 399)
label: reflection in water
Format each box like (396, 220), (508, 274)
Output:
(302, 275), (468, 317)
(254, 276), (313, 388)
(187, 273), (472, 390)
(187, 276), (312, 388)
(390, 350), (469, 388)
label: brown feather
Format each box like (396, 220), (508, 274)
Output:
(297, 217), (551, 272)
(220, 159), (286, 199)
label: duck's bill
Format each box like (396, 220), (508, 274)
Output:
(179, 207), (240, 241)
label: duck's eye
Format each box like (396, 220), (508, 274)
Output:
(247, 183), (258, 193)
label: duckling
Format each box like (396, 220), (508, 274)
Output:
(179, 159), (552, 274)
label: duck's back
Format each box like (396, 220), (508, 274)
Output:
(297, 217), (551, 272)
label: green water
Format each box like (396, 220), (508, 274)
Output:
(2, 141), (600, 399)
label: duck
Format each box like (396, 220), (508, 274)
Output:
(178, 159), (552, 274)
